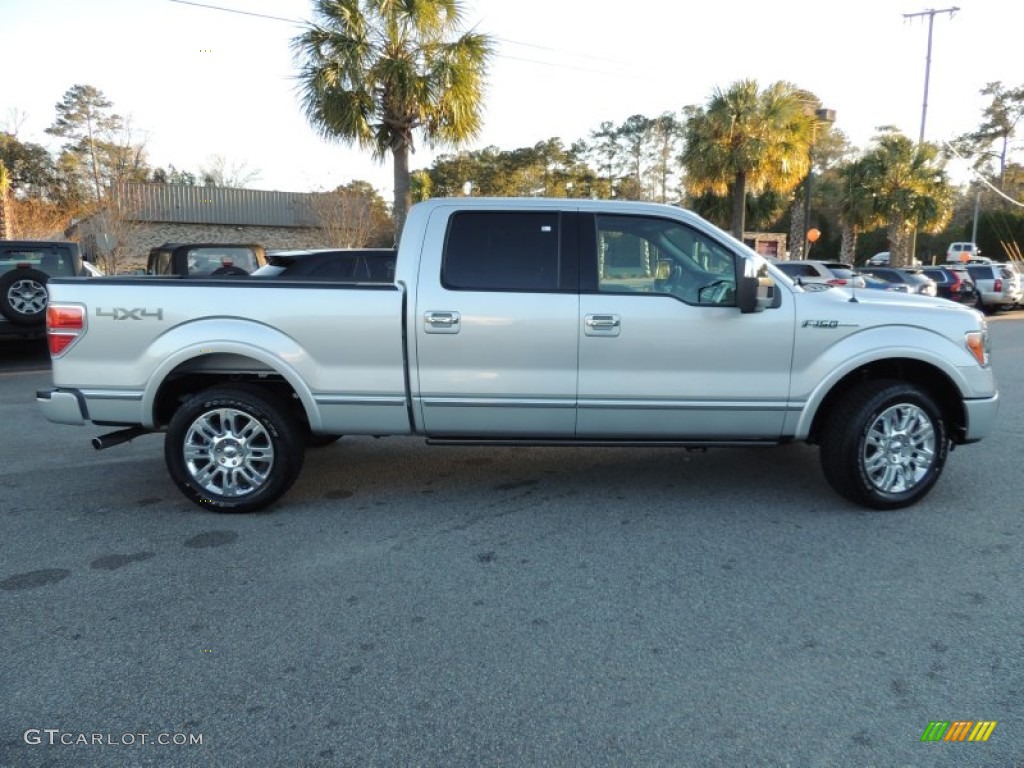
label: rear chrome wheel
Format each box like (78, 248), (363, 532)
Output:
(183, 407), (276, 497)
(166, 387), (305, 512)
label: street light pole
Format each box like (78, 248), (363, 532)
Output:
(903, 6), (958, 265)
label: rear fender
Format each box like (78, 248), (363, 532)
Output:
(139, 319), (319, 430)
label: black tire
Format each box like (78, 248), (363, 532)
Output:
(819, 380), (948, 510)
(210, 266), (250, 277)
(0, 268), (50, 326)
(305, 433), (343, 448)
(165, 386), (305, 512)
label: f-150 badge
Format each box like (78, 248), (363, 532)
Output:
(801, 319), (858, 328)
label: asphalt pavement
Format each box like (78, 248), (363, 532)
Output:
(1, 319), (1022, 767)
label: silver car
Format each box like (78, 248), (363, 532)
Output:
(773, 260), (867, 289)
(965, 263), (1023, 313)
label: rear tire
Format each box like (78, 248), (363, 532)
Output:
(165, 386), (305, 512)
(820, 380), (947, 510)
(0, 268), (50, 326)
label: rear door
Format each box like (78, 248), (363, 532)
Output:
(413, 208), (581, 437)
(576, 212), (795, 438)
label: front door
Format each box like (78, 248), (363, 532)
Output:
(576, 213), (795, 439)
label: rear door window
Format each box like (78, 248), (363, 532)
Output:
(442, 211), (560, 292)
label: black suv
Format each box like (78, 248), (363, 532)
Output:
(920, 266), (979, 307)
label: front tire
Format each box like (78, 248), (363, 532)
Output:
(820, 380), (948, 510)
(165, 387), (305, 512)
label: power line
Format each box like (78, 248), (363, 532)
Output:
(166, 0), (638, 76)
(168, 0), (302, 24)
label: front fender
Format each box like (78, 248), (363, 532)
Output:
(789, 325), (992, 439)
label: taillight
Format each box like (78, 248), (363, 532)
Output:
(994, 278), (1003, 292)
(47, 304), (85, 357)
(950, 274), (961, 290)
(828, 278), (847, 285)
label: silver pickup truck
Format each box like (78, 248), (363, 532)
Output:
(37, 198), (998, 512)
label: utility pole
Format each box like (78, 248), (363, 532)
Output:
(903, 6), (958, 264)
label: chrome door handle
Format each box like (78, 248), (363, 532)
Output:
(584, 314), (621, 336)
(424, 311), (461, 334)
(585, 314), (620, 329)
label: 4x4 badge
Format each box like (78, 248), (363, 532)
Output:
(96, 307), (164, 321)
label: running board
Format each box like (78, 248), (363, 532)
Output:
(425, 438), (782, 448)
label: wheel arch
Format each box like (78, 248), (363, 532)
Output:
(144, 345), (320, 433)
(805, 358), (966, 445)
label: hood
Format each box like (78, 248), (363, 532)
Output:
(792, 283), (985, 335)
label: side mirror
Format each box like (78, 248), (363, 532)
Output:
(737, 275), (775, 313)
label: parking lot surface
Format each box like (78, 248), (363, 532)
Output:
(1, 322), (1022, 767)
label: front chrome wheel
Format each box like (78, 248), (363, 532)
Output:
(183, 408), (275, 497)
(861, 403), (936, 494)
(820, 380), (948, 510)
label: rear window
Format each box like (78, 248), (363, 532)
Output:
(826, 267), (857, 280)
(0, 247), (77, 277)
(966, 266), (993, 280)
(187, 247), (261, 275)
(776, 263), (819, 278)
(442, 211), (560, 292)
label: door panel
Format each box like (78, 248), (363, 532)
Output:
(577, 294), (795, 437)
(577, 213), (795, 438)
(414, 208), (580, 437)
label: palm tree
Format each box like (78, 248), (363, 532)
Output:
(861, 130), (955, 266)
(836, 157), (881, 264)
(293, 0), (493, 237)
(682, 79), (815, 239)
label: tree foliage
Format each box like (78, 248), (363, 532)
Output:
(682, 79), (815, 238)
(0, 132), (56, 199)
(45, 84), (149, 201)
(310, 179), (393, 247)
(293, 0), (494, 238)
(950, 81), (1024, 186)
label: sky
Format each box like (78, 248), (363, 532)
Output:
(2, 0), (1022, 200)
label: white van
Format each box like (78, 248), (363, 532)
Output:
(946, 242), (980, 262)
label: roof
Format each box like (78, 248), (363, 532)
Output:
(111, 182), (322, 227)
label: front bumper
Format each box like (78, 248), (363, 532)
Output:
(962, 391), (999, 442)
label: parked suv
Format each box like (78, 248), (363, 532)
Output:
(773, 260), (866, 288)
(861, 267), (938, 296)
(920, 266), (979, 307)
(965, 262), (1022, 313)
(0, 240), (89, 336)
(946, 242), (981, 263)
